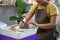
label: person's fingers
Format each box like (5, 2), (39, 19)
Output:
(33, 21), (36, 23)
(9, 24), (18, 27)
(18, 21), (24, 27)
(9, 24), (18, 31)
(28, 22), (32, 24)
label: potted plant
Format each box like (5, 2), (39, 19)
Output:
(9, 0), (27, 24)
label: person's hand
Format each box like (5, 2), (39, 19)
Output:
(18, 21), (25, 27)
(28, 21), (37, 26)
(9, 24), (18, 31)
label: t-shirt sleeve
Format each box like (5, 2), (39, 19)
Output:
(50, 4), (58, 16)
(29, 4), (37, 14)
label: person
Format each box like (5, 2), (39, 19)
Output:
(18, 0), (58, 40)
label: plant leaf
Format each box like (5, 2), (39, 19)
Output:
(9, 16), (18, 21)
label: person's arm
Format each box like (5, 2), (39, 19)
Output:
(18, 4), (37, 27)
(22, 4), (38, 23)
(34, 14), (56, 29)
(23, 12), (34, 23)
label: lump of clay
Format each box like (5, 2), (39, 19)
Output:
(20, 24), (29, 29)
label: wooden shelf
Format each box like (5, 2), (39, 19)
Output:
(0, 4), (15, 6)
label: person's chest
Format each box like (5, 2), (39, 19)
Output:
(37, 4), (50, 17)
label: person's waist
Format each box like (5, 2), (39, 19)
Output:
(38, 27), (55, 32)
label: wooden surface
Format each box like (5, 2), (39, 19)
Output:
(0, 4), (15, 6)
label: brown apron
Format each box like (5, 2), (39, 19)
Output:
(35, 7), (56, 40)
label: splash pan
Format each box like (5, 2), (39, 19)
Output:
(0, 26), (38, 39)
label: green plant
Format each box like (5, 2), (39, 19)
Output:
(9, 0), (27, 24)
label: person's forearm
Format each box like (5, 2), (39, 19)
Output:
(23, 12), (34, 23)
(34, 22), (55, 29)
